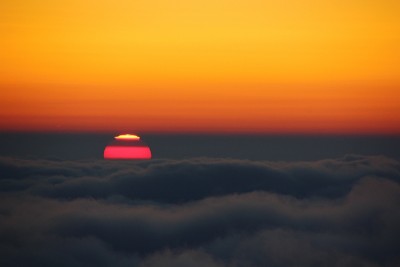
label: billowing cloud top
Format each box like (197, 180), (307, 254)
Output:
(0, 155), (399, 267)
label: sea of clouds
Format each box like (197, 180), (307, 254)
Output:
(0, 155), (399, 266)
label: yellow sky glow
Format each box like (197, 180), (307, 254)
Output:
(1, 0), (400, 133)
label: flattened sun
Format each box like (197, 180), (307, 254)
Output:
(104, 134), (152, 160)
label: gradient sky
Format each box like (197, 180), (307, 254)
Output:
(1, 0), (400, 134)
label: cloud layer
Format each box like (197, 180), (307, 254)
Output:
(0, 155), (399, 266)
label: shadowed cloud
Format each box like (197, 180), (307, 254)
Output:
(0, 155), (399, 266)
(1, 155), (399, 202)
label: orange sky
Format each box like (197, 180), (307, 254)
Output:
(1, 0), (400, 134)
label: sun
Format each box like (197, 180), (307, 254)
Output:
(104, 134), (151, 160)
(114, 134), (141, 140)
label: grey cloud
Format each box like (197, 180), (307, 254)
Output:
(0, 178), (399, 266)
(0, 235), (139, 267)
(140, 250), (223, 267)
(0, 156), (399, 266)
(1, 155), (399, 203)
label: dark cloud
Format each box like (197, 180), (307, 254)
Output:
(140, 250), (223, 267)
(1, 155), (399, 202)
(0, 156), (399, 266)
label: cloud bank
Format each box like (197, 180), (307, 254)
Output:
(0, 155), (399, 266)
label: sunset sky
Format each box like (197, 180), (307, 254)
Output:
(1, 2), (400, 266)
(1, 0), (400, 134)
